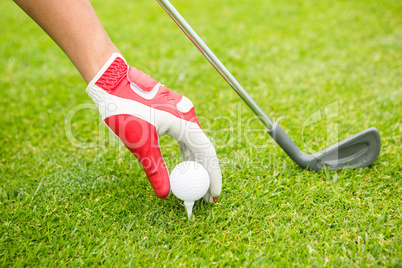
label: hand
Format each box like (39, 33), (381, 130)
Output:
(86, 54), (222, 202)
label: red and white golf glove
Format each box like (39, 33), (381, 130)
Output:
(86, 54), (222, 202)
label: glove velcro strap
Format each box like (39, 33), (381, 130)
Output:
(127, 67), (159, 92)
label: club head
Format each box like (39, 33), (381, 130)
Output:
(309, 127), (381, 171)
(268, 124), (381, 171)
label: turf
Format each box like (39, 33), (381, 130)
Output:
(0, 0), (401, 266)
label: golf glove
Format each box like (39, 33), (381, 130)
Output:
(86, 53), (221, 202)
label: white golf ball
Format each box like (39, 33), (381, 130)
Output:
(170, 161), (210, 202)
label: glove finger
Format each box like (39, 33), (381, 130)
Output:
(104, 114), (170, 198)
(176, 124), (222, 202)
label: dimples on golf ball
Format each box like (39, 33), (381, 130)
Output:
(170, 161), (210, 201)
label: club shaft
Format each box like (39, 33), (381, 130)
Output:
(157, 0), (274, 129)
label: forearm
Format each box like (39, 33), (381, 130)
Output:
(13, 0), (119, 83)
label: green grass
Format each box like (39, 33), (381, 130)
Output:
(1, 0), (401, 266)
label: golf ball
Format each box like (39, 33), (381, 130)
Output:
(170, 161), (210, 201)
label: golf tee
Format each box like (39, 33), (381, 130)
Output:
(184, 200), (194, 219)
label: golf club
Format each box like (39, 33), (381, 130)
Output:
(157, 0), (381, 171)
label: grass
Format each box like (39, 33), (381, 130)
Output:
(0, 0), (401, 266)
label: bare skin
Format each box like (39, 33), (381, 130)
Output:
(13, 0), (120, 84)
